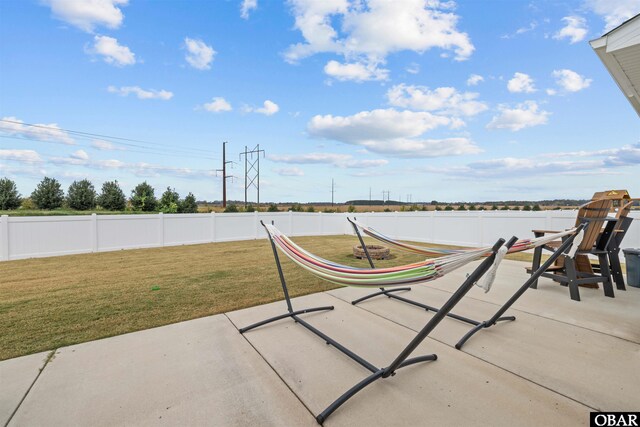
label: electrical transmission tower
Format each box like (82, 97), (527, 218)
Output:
(382, 190), (390, 203)
(331, 179), (336, 206)
(240, 144), (265, 208)
(216, 141), (235, 208)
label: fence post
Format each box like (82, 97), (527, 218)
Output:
(210, 211), (216, 242)
(158, 212), (165, 247)
(0, 215), (8, 261)
(254, 211), (259, 239)
(91, 213), (98, 252)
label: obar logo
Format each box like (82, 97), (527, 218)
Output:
(591, 413), (639, 427)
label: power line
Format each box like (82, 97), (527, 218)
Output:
(0, 119), (215, 157)
(239, 144), (265, 207)
(0, 135), (218, 161)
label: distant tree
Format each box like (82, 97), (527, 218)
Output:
(20, 197), (35, 210)
(267, 203), (279, 212)
(130, 182), (157, 212)
(290, 203), (303, 212)
(306, 205), (315, 212)
(435, 206), (442, 211)
(244, 204), (256, 213)
(532, 204), (542, 211)
(67, 179), (96, 210)
(500, 205), (509, 211)
(180, 192), (198, 213)
(410, 204), (419, 211)
(468, 205), (477, 211)
(444, 205), (454, 211)
(159, 187), (180, 213)
(97, 180), (126, 211)
(431, 200), (438, 205)
(491, 205), (499, 210)
(457, 205), (466, 211)
(512, 206), (521, 211)
(224, 204), (239, 213)
(478, 206), (485, 210)
(31, 177), (64, 209)
(421, 205), (428, 211)
(0, 178), (22, 210)
(348, 204), (356, 213)
(523, 205), (532, 211)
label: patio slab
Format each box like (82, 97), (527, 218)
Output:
(329, 282), (640, 411)
(0, 351), (49, 426)
(8, 315), (315, 427)
(227, 292), (590, 427)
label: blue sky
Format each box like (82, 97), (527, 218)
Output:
(1, 0), (639, 204)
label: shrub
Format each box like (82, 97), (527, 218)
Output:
(348, 204), (356, 213)
(532, 204), (542, 211)
(383, 208), (391, 212)
(267, 203), (279, 212)
(159, 187), (180, 213)
(0, 178), (22, 210)
(491, 205), (499, 210)
(224, 204), (239, 213)
(97, 180), (126, 211)
(31, 177), (64, 209)
(457, 205), (466, 211)
(245, 204), (256, 213)
(290, 203), (303, 212)
(306, 205), (315, 212)
(67, 179), (96, 210)
(444, 205), (454, 211)
(435, 206), (442, 211)
(523, 205), (532, 211)
(20, 197), (35, 210)
(468, 205), (476, 211)
(180, 192), (198, 213)
(130, 182), (157, 212)
(500, 205), (509, 211)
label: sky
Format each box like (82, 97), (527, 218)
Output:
(0, 0), (639, 204)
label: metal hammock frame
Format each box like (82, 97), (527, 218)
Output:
(239, 220), (517, 424)
(347, 217), (586, 349)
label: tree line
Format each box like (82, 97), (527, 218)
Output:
(0, 177), (198, 213)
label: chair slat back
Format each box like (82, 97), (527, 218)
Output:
(575, 199), (613, 251)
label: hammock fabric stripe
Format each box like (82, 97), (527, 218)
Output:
(265, 224), (492, 288)
(350, 219), (574, 257)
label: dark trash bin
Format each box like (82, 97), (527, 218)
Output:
(623, 248), (640, 287)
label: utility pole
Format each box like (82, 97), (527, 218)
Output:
(382, 190), (390, 203)
(369, 187), (372, 203)
(216, 142), (234, 208)
(240, 144), (265, 208)
(331, 179), (335, 206)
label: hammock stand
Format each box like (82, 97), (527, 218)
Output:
(239, 220), (516, 425)
(347, 217), (586, 349)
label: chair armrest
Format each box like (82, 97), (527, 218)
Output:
(531, 229), (561, 234)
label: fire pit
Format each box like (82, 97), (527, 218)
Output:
(353, 245), (390, 260)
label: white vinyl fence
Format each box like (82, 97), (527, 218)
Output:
(1, 210), (638, 261)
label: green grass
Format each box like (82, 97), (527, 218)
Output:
(0, 235), (540, 361)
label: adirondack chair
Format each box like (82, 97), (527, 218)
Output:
(527, 199), (615, 301)
(591, 201), (635, 290)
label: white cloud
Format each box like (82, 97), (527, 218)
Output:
(307, 108), (481, 158)
(268, 152), (389, 168)
(386, 84), (488, 117)
(406, 63), (420, 74)
(501, 21), (537, 39)
(324, 60), (389, 82)
(245, 100), (279, 116)
(42, 0), (128, 32)
(285, 0), (474, 80)
(507, 72), (536, 93)
(546, 88), (557, 96)
(552, 69), (592, 92)
(0, 149), (43, 163)
(466, 74), (484, 86)
(486, 101), (550, 131)
(274, 167), (304, 176)
(0, 116), (75, 145)
(240, 0), (257, 19)
(91, 139), (125, 151)
(553, 16), (588, 44)
(71, 150), (89, 161)
(90, 35), (136, 66)
(202, 97), (232, 113)
(107, 85), (173, 100)
(585, 0), (640, 32)
(184, 37), (215, 70)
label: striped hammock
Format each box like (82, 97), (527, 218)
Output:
(349, 218), (577, 257)
(264, 223), (504, 290)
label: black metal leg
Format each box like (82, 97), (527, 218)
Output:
(239, 306), (334, 334)
(351, 287), (412, 305)
(566, 259), (581, 301)
(529, 238), (543, 289)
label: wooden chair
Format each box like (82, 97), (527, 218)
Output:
(591, 201), (635, 290)
(527, 199), (615, 301)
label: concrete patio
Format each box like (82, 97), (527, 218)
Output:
(2, 260), (639, 426)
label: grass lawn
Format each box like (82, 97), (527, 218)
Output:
(0, 235), (540, 361)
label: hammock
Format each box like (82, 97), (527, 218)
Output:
(265, 223), (501, 289)
(348, 218), (578, 257)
